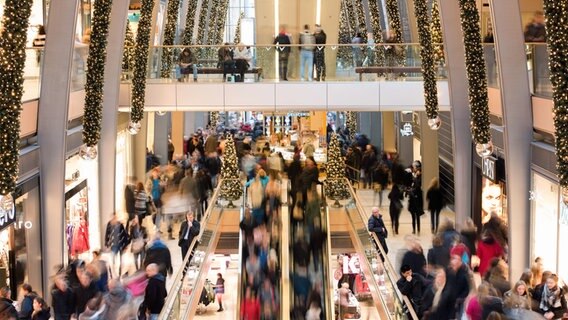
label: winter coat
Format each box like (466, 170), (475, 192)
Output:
(273, 33), (291, 54)
(124, 185), (136, 214)
(368, 214), (388, 253)
(74, 283), (100, 316)
(18, 294), (35, 320)
(144, 240), (173, 276)
(103, 286), (131, 319)
(427, 245), (450, 269)
(397, 273), (428, 314)
(426, 186), (444, 212)
(51, 285), (75, 317)
(204, 135), (218, 154)
(421, 282), (455, 320)
(402, 249), (427, 277)
(408, 175), (424, 214)
(144, 274), (167, 314)
(477, 236), (504, 277)
(105, 221), (129, 252)
(447, 264), (470, 303)
(460, 229), (477, 256)
(32, 308), (52, 320)
(0, 297), (17, 319)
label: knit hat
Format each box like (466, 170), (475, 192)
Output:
(450, 243), (470, 265)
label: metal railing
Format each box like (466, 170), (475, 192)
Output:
(121, 43), (449, 82)
(326, 177), (419, 320)
(158, 178), (228, 319)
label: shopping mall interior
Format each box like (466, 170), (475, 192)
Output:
(0, 0), (565, 318)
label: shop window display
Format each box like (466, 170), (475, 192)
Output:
(65, 180), (91, 262)
(481, 177), (507, 225)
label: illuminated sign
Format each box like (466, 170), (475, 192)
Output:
(400, 123), (413, 137)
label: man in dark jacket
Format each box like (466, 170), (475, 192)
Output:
(396, 264), (428, 318)
(143, 263), (167, 319)
(0, 287), (17, 319)
(104, 214), (130, 277)
(204, 152), (221, 188)
(17, 284), (35, 320)
(273, 25), (291, 80)
(179, 212), (200, 260)
(51, 275), (75, 320)
(298, 157), (319, 202)
(314, 24), (327, 81)
(287, 153), (302, 208)
(74, 272), (101, 316)
(187, 133), (204, 157)
(447, 245), (471, 317)
(368, 207), (388, 255)
(144, 233), (173, 277)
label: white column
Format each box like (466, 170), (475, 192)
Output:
(489, 0), (532, 280)
(37, 0), (79, 298)
(438, 0), (473, 226)
(98, 0), (131, 242)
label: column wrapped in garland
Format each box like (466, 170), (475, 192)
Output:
(354, 0), (367, 43)
(220, 134), (243, 207)
(206, 0), (223, 45)
(182, 0), (198, 45)
(213, 0), (230, 45)
(81, 0), (113, 160)
(233, 12), (244, 44)
(122, 21), (136, 74)
(430, 0), (444, 67)
(0, 0), (33, 203)
(385, 0), (406, 66)
(368, 0), (385, 67)
(196, 0), (209, 45)
(209, 111), (220, 129)
(543, 0), (568, 200)
(346, 111), (357, 142)
(325, 133), (351, 206)
(457, 0), (492, 156)
(338, 0), (356, 67)
(129, 0), (155, 133)
(412, 0), (440, 129)
(159, 0), (182, 78)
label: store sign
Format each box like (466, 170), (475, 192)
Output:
(0, 203), (15, 232)
(482, 156), (497, 182)
(400, 123), (413, 137)
(343, 255), (360, 274)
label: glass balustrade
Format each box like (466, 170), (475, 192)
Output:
(527, 43), (552, 98)
(122, 44), (448, 83)
(483, 43), (499, 89)
(23, 48), (43, 102)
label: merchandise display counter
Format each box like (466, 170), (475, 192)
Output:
(272, 146), (327, 163)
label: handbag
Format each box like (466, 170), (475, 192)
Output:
(394, 200), (403, 212)
(131, 238), (145, 253)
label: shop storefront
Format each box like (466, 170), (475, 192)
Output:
(0, 176), (42, 300)
(530, 172), (568, 281)
(64, 154), (100, 264)
(473, 155), (507, 228)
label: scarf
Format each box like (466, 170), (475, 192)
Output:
(540, 285), (562, 311)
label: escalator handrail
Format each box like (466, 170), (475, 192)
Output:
(340, 177), (420, 320)
(235, 182), (248, 319)
(158, 178), (229, 318)
(320, 184), (335, 320)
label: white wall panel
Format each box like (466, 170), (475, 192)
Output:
(145, 84), (176, 106)
(327, 82), (380, 108)
(380, 82), (425, 106)
(68, 90), (86, 121)
(437, 82), (451, 106)
(119, 83), (130, 106)
(177, 84), (224, 106)
(275, 83), (327, 107)
(225, 83), (275, 106)
(20, 100), (39, 138)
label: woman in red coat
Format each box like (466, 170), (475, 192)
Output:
(477, 232), (504, 277)
(241, 286), (260, 320)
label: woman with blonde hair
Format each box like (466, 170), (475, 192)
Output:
(504, 280), (531, 310)
(426, 177), (444, 234)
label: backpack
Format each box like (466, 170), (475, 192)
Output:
(300, 32), (316, 50)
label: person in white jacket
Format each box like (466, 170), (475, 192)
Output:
(233, 43), (252, 82)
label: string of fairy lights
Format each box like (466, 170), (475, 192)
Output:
(368, 0), (385, 67)
(457, 0), (493, 157)
(412, 0), (440, 130)
(386, 0), (406, 66)
(182, 0), (199, 45)
(214, 0), (230, 45)
(219, 134), (243, 204)
(159, 0), (182, 78)
(129, 0), (155, 133)
(122, 21), (136, 74)
(326, 133), (350, 202)
(0, 0), (33, 201)
(543, 0), (568, 195)
(233, 12), (244, 44)
(81, 0), (113, 160)
(431, 0), (445, 67)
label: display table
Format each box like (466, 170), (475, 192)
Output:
(272, 146), (327, 164)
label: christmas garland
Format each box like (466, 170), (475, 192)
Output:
(369, 0), (385, 67)
(233, 12), (244, 44)
(0, 0), (33, 195)
(325, 133), (350, 200)
(130, 0), (155, 125)
(412, 0), (439, 123)
(543, 0), (568, 187)
(431, 0), (445, 66)
(122, 21), (136, 73)
(338, 0), (356, 67)
(220, 135), (243, 201)
(206, 0), (223, 45)
(346, 111), (357, 142)
(354, 0), (367, 43)
(182, 0), (198, 45)
(160, 0), (182, 78)
(82, 0), (113, 149)
(457, 0), (492, 147)
(386, 0), (406, 66)
(214, 0), (230, 45)
(196, 0), (209, 45)
(209, 111), (219, 128)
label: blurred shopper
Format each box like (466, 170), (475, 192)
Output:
(134, 182), (148, 223)
(90, 250), (109, 293)
(104, 214), (130, 277)
(129, 215), (147, 270)
(234, 44), (252, 82)
(214, 273), (225, 312)
(388, 184), (403, 235)
(204, 152), (221, 188)
(274, 26), (291, 81)
(408, 161), (424, 234)
(361, 145), (377, 189)
(125, 179), (136, 225)
(401, 236), (427, 277)
(504, 280), (531, 310)
(31, 297), (50, 320)
(144, 233), (173, 278)
(351, 33), (364, 67)
(447, 245), (471, 316)
(396, 264), (427, 318)
(299, 24), (315, 81)
(18, 283), (36, 320)
(0, 287), (17, 319)
(102, 280), (131, 319)
(178, 212), (200, 260)
(78, 296), (105, 319)
(240, 286), (260, 320)
(51, 274), (75, 320)
(143, 264), (167, 320)
(74, 272), (101, 317)
(426, 177), (444, 234)
(460, 218), (478, 259)
(368, 207), (388, 256)
(477, 232), (504, 278)
(427, 235), (450, 271)
(338, 282), (351, 320)
(524, 11), (546, 42)
(146, 169), (166, 234)
(421, 268), (454, 319)
(314, 24), (327, 81)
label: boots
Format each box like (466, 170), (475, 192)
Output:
(217, 301), (223, 312)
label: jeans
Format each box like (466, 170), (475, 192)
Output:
(155, 212), (173, 235)
(300, 50), (314, 80)
(149, 314), (159, 320)
(431, 208), (441, 233)
(180, 64), (197, 80)
(278, 52), (289, 80)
